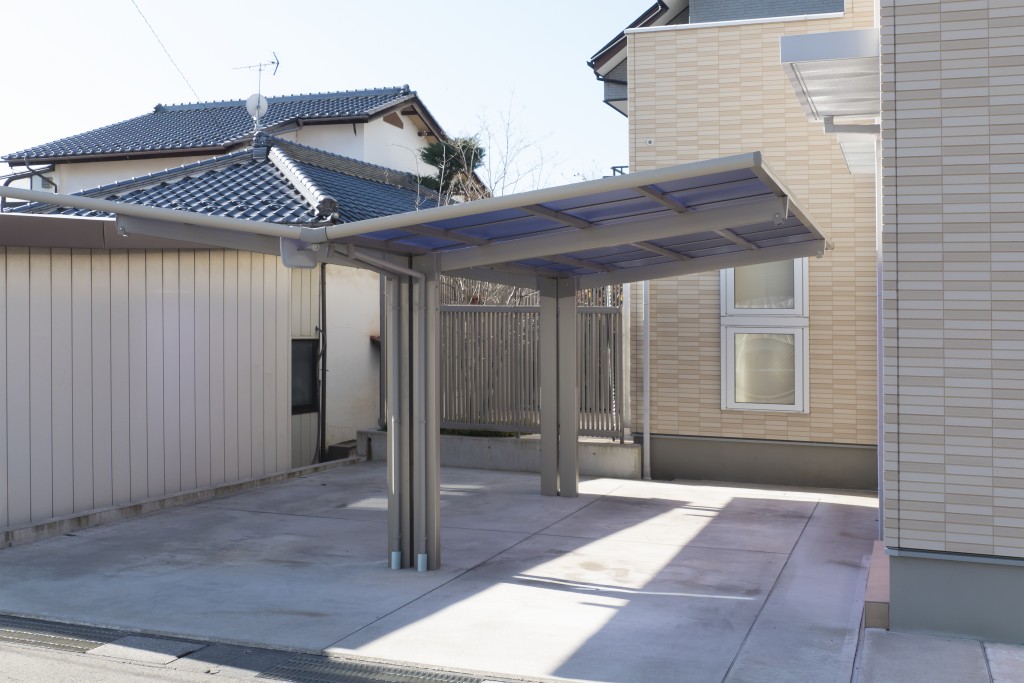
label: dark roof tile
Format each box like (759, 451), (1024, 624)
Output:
(4, 87), (415, 162)
(10, 136), (437, 225)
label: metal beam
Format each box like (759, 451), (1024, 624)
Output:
(631, 241), (691, 262)
(0, 185), (305, 240)
(636, 185), (689, 213)
(576, 239), (825, 290)
(546, 254), (615, 273)
(522, 204), (594, 230)
(714, 228), (758, 250)
(116, 216), (283, 255)
(395, 223), (489, 246)
(437, 196), (788, 272)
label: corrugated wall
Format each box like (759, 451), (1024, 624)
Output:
(0, 247), (314, 531)
(627, 0), (878, 447)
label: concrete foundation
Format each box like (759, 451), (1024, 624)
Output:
(890, 553), (1024, 644)
(357, 429), (641, 480)
(642, 433), (877, 490)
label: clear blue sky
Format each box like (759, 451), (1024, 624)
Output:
(1, 0), (638, 190)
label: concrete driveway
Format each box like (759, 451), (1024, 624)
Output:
(0, 461), (878, 682)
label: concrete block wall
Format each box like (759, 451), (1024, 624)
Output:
(626, 0), (878, 448)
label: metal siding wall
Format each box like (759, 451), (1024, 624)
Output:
(289, 267), (319, 467)
(0, 249), (6, 529)
(0, 248), (294, 531)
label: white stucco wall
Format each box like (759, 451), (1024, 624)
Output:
(50, 156), (216, 194)
(284, 124), (364, 161)
(324, 265), (381, 445)
(361, 117), (433, 175)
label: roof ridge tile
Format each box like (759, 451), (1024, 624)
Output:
(267, 144), (338, 219)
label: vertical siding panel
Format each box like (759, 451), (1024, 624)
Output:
(235, 252), (252, 480)
(145, 250), (164, 497)
(71, 250), (93, 514)
(263, 256), (277, 474)
(249, 255), (265, 477)
(290, 269), (301, 337)
(30, 248), (53, 522)
(222, 251), (239, 482)
(276, 261), (290, 472)
(128, 251), (148, 500)
(194, 251), (212, 489)
(178, 252), (197, 491)
(0, 249), (6, 529)
(209, 251), (226, 485)
(301, 267), (312, 336)
(50, 249), (73, 518)
(291, 416), (302, 467)
(110, 252), (132, 505)
(162, 252), (180, 493)
(6, 248), (31, 526)
(91, 251), (113, 508)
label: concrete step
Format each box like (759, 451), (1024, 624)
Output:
(864, 540), (890, 629)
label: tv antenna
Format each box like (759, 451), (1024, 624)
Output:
(235, 52), (280, 131)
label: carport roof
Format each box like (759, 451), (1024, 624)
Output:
(321, 151), (829, 288)
(1, 152), (828, 289)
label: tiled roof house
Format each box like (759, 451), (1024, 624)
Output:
(0, 87), (446, 541)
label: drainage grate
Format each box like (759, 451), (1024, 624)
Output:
(258, 654), (488, 683)
(0, 614), (126, 653)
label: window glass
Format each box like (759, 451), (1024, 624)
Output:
(734, 332), (795, 405)
(733, 260), (795, 309)
(292, 339), (319, 414)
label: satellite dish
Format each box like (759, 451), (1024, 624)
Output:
(246, 93), (269, 120)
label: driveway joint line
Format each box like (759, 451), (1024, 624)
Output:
(719, 500), (819, 683)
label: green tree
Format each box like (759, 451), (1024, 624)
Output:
(419, 137), (485, 200)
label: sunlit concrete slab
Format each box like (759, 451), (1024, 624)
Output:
(0, 461), (877, 681)
(857, 630), (991, 683)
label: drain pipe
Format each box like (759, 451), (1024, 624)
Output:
(643, 280), (651, 479)
(643, 280), (651, 480)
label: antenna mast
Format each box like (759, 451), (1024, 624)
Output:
(235, 52), (280, 132)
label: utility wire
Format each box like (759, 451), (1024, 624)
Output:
(128, 0), (236, 145)
(130, 0), (203, 103)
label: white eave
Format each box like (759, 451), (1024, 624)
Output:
(781, 28), (880, 175)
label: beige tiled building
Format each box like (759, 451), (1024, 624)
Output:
(594, 0), (879, 489)
(597, 0), (1024, 641)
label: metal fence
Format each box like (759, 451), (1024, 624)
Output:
(440, 305), (624, 438)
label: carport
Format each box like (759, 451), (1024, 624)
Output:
(0, 151), (829, 572)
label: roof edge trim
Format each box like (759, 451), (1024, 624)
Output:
(626, 11), (844, 35)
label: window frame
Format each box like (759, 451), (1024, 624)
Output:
(720, 257), (810, 413)
(291, 337), (320, 416)
(721, 325), (809, 413)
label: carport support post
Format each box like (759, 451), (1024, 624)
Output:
(423, 258), (442, 570)
(385, 275), (412, 569)
(539, 278), (559, 496)
(557, 279), (579, 497)
(539, 278), (580, 498)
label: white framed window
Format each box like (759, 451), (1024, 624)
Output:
(720, 258), (809, 413)
(722, 326), (808, 412)
(721, 257), (807, 318)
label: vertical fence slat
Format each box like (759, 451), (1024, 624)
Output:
(439, 305), (622, 438)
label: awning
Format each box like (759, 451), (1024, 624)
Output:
(1, 152), (829, 289)
(781, 28), (880, 175)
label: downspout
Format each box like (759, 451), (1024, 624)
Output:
(1, 165), (56, 211)
(643, 280), (651, 480)
(319, 262), (327, 463)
